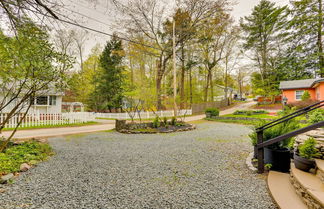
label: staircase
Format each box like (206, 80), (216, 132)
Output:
(268, 129), (324, 209)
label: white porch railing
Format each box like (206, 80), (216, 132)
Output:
(94, 109), (192, 120)
(0, 112), (96, 129)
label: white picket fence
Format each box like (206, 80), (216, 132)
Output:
(0, 112), (96, 129)
(94, 109), (192, 120)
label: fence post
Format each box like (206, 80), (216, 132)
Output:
(257, 130), (264, 173)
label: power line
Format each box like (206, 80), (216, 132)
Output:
(61, 7), (112, 28)
(5, 2), (160, 51)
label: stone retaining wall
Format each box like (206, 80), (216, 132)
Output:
(115, 120), (196, 134)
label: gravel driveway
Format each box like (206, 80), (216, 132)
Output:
(1, 121), (276, 209)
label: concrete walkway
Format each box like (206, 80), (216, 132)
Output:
(3, 101), (256, 139)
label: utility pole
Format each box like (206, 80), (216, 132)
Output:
(173, 18), (178, 117)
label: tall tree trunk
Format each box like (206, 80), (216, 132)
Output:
(204, 69), (211, 102)
(180, 46), (185, 109)
(224, 57), (229, 105)
(156, 58), (163, 110)
(210, 71), (214, 102)
(140, 57), (145, 81)
(318, 0), (324, 77)
(189, 67), (193, 106)
(130, 58), (134, 86)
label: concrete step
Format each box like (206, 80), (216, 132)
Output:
(291, 165), (324, 208)
(315, 159), (324, 183)
(268, 171), (307, 209)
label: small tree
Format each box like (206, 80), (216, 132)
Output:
(0, 21), (72, 152)
(301, 91), (311, 101)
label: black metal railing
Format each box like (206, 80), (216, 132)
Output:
(256, 100), (324, 173)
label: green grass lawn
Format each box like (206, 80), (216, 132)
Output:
(3, 121), (98, 131)
(221, 113), (277, 119)
(205, 118), (259, 126)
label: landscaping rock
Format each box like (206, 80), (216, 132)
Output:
(32, 138), (48, 143)
(0, 173), (14, 184)
(20, 163), (31, 172)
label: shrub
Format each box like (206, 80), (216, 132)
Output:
(205, 108), (219, 117)
(249, 114), (300, 149)
(298, 137), (321, 159)
(152, 116), (160, 128)
(234, 110), (268, 115)
(170, 116), (177, 126)
(163, 117), (168, 125)
(301, 91), (311, 101)
(308, 109), (324, 124)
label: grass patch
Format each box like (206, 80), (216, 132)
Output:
(206, 118), (259, 126)
(0, 141), (54, 175)
(221, 113), (276, 119)
(3, 121), (98, 131)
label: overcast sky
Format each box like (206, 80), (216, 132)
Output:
(59, 0), (290, 59)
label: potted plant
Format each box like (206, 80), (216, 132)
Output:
(249, 116), (300, 172)
(205, 108), (219, 118)
(294, 137), (320, 172)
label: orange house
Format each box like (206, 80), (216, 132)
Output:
(279, 78), (324, 103)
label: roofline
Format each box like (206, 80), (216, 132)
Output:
(279, 78), (324, 90)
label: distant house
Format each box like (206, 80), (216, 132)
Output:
(279, 78), (324, 103)
(1, 90), (64, 114)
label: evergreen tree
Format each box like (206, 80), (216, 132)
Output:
(240, 0), (288, 95)
(288, 0), (324, 77)
(93, 36), (125, 112)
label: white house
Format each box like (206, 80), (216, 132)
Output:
(0, 90), (64, 114)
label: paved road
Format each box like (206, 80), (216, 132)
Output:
(0, 122), (276, 209)
(219, 101), (257, 115)
(2, 123), (115, 139)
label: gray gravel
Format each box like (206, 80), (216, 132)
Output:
(0, 121), (276, 209)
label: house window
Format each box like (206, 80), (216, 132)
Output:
(49, 96), (56, 106)
(295, 90), (304, 100)
(36, 96), (48, 105)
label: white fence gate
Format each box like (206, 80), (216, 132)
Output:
(94, 109), (192, 120)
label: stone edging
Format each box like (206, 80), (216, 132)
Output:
(118, 124), (196, 134)
(245, 152), (257, 172)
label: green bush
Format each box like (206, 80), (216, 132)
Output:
(249, 116), (300, 149)
(301, 91), (311, 101)
(152, 116), (160, 128)
(170, 117), (177, 126)
(298, 137), (321, 159)
(308, 109), (324, 124)
(0, 141), (53, 175)
(163, 117), (168, 125)
(205, 108), (219, 117)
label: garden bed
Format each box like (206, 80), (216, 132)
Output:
(115, 120), (196, 134)
(0, 139), (53, 184)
